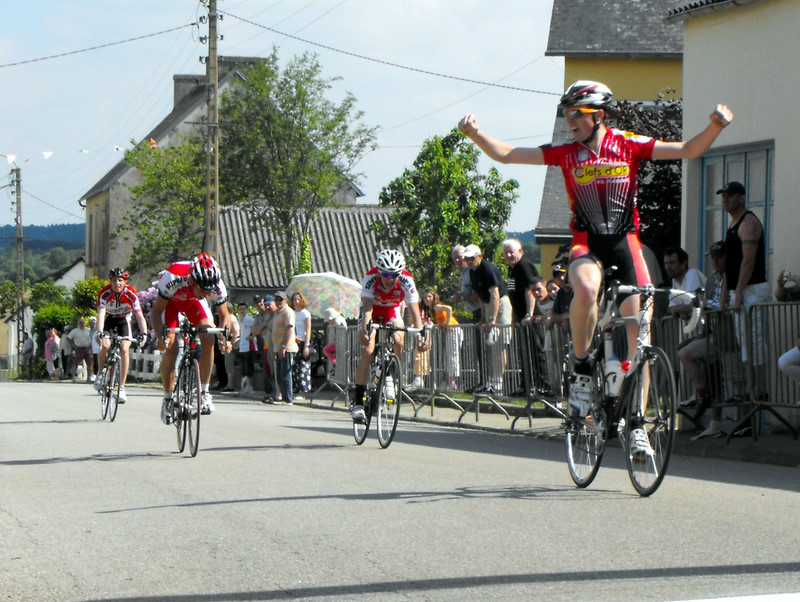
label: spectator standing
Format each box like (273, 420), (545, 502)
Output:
(211, 303), (236, 391)
(68, 318), (95, 382)
(270, 291), (298, 404)
(451, 244), (482, 322)
(407, 295), (435, 392)
(775, 270), (800, 303)
(465, 244), (513, 394)
(237, 302), (257, 395)
(252, 295), (279, 402)
(20, 331), (34, 380)
(61, 325), (74, 380)
(291, 292), (313, 399)
(45, 328), (61, 381)
(719, 181), (771, 396)
(89, 316), (101, 380)
(422, 289), (462, 390)
(502, 238), (548, 394)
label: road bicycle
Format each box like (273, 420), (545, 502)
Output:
(352, 323), (426, 448)
(165, 323), (229, 457)
(564, 276), (701, 496)
(97, 333), (135, 422)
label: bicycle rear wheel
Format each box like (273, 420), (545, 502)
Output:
(623, 346), (677, 496)
(186, 359), (202, 457)
(99, 367), (110, 420)
(107, 360), (121, 422)
(565, 360), (605, 487)
(352, 390), (371, 445)
(376, 355), (403, 448)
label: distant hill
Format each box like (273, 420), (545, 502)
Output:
(507, 230), (535, 243)
(0, 223), (84, 250)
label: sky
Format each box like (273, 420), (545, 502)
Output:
(0, 0), (564, 232)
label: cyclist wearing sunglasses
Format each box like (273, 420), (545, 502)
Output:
(350, 249), (428, 422)
(458, 80), (733, 432)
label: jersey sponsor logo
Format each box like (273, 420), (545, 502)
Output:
(572, 163), (630, 185)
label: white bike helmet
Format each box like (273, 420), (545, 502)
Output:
(559, 80), (613, 110)
(376, 249), (406, 275)
(190, 252), (221, 290)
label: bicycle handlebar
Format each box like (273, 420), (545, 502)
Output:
(615, 283), (703, 334)
(367, 322), (428, 339)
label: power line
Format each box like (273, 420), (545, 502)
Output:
(22, 190), (84, 222)
(0, 24), (196, 69)
(221, 9), (560, 97)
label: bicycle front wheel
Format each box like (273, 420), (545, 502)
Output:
(99, 367), (110, 420)
(352, 391), (371, 445)
(186, 359), (202, 457)
(623, 345), (677, 496)
(565, 360), (605, 487)
(107, 360), (121, 422)
(174, 368), (188, 454)
(376, 355), (402, 449)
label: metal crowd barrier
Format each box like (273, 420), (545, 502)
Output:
(312, 304), (800, 441)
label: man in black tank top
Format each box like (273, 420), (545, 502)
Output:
(719, 181), (771, 373)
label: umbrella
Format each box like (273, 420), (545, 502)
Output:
(285, 272), (362, 319)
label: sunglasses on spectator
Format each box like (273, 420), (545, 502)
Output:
(564, 107), (597, 121)
(465, 256), (478, 262)
(381, 272), (400, 279)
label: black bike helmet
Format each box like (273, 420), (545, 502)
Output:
(190, 253), (221, 290)
(108, 267), (129, 280)
(558, 80), (613, 110)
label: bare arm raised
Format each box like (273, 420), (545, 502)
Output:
(652, 105), (734, 160)
(458, 114), (544, 165)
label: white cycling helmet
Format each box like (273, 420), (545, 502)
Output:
(190, 252), (221, 290)
(376, 249), (406, 275)
(559, 80), (613, 110)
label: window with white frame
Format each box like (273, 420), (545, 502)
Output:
(700, 144), (774, 273)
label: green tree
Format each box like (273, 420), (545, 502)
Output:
(29, 279), (69, 312)
(115, 137), (207, 275)
(219, 50), (378, 280)
(612, 95), (682, 261)
(0, 279), (17, 316)
(374, 129), (517, 298)
(72, 276), (105, 318)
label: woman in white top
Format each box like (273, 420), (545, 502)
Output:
(291, 292), (313, 396)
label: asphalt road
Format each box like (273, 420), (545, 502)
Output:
(2, 381), (800, 601)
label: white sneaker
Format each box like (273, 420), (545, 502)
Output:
(385, 375), (396, 399)
(350, 404), (366, 423)
(201, 392), (214, 415)
(160, 398), (173, 425)
(568, 372), (593, 417)
(117, 387), (127, 404)
(629, 428), (655, 457)
(404, 376), (422, 392)
(241, 385), (254, 395)
(93, 378), (103, 392)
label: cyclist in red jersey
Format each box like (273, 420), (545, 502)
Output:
(459, 80), (732, 454)
(349, 249), (429, 423)
(94, 267), (149, 403)
(150, 253), (232, 424)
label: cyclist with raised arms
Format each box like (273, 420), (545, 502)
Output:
(151, 253), (231, 424)
(350, 249), (428, 423)
(94, 267), (149, 403)
(459, 80), (733, 454)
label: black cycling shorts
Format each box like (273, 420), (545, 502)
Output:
(569, 231), (651, 287)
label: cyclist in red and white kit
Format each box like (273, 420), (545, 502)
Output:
(349, 249), (428, 423)
(150, 253), (231, 424)
(94, 267), (149, 403)
(459, 80), (733, 455)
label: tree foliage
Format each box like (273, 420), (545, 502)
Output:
(219, 50), (378, 280)
(374, 129), (517, 298)
(29, 279), (70, 312)
(71, 276), (105, 318)
(611, 94), (683, 261)
(115, 137), (207, 275)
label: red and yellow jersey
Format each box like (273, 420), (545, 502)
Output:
(96, 284), (143, 317)
(157, 261), (228, 307)
(541, 128), (656, 236)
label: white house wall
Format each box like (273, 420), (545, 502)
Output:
(680, 0), (800, 276)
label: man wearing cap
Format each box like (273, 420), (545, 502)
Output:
(270, 291), (298, 404)
(719, 181), (771, 378)
(677, 241), (729, 438)
(465, 244), (513, 394)
(252, 295), (279, 401)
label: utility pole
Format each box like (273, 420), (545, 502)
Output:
(12, 167), (24, 356)
(203, 0), (221, 259)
